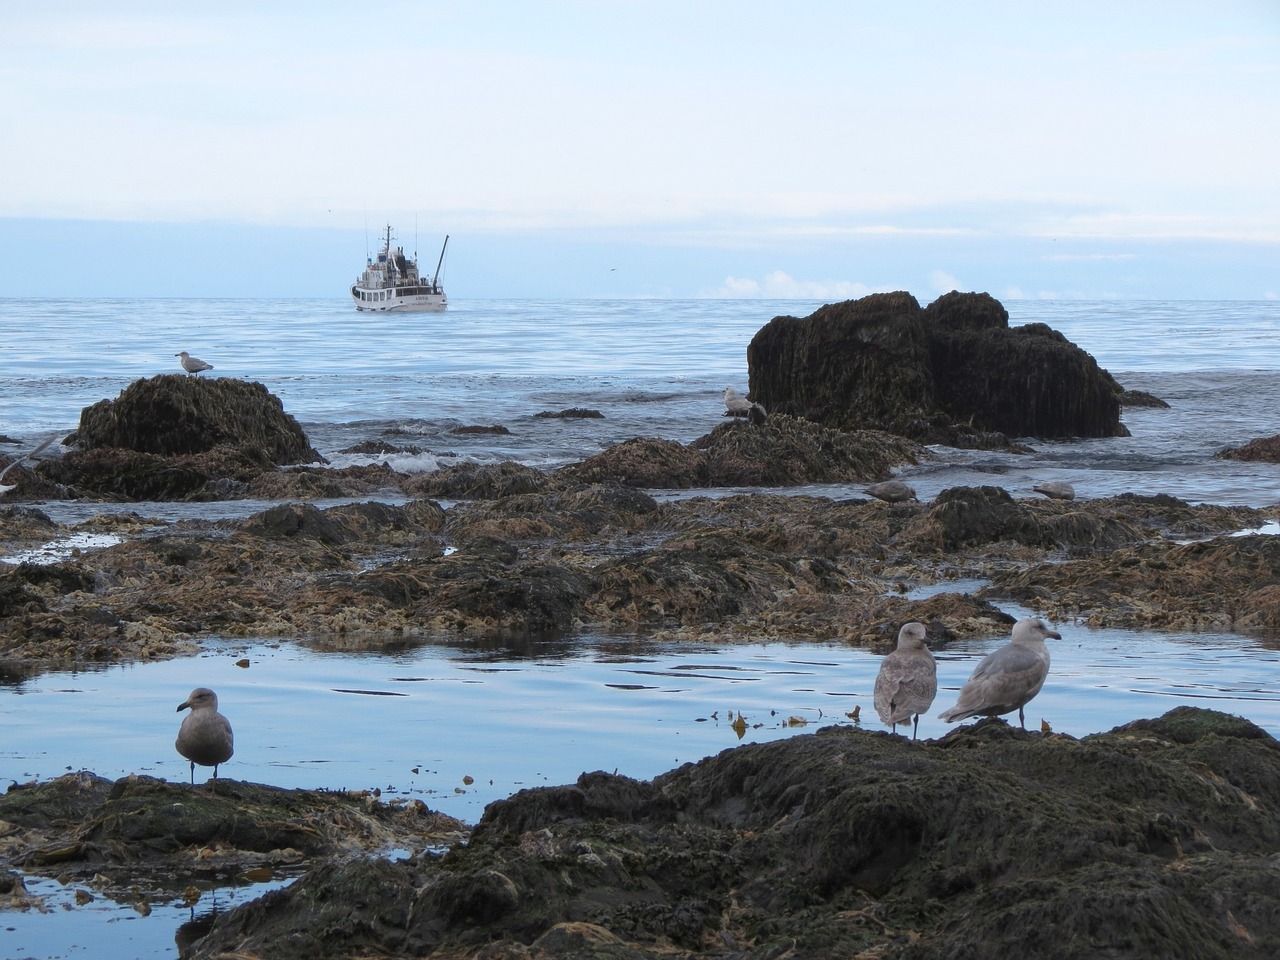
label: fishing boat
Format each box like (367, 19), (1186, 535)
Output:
(351, 226), (448, 312)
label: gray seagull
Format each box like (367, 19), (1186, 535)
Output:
(175, 687), (235, 786)
(938, 617), (1058, 729)
(873, 621), (938, 739)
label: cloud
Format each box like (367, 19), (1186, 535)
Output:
(699, 270), (878, 300)
(928, 270), (962, 295)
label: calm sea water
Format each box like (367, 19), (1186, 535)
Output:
(5, 298), (1280, 507)
(3, 297), (1280, 958)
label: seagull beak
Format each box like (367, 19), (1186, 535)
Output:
(177, 700), (190, 712)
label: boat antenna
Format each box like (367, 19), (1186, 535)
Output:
(432, 235), (449, 289)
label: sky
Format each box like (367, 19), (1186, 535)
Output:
(1, 1), (1277, 299)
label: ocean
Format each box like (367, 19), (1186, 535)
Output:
(5, 298), (1280, 508)
(3, 297), (1280, 957)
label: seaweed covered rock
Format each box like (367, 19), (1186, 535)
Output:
(0, 772), (467, 908)
(558, 437), (709, 488)
(1217, 434), (1280, 463)
(922, 292), (1126, 439)
(186, 708), (1280, 960)
(404, 460), (553, 500)
(34, 376), (323, 501)
(747, 291), (1128, 440)
(986, 530), (1280, 631)
(74, 374), (320, 464)
(40, 445), (276, 501)
(557, 416), (925, 489)
(748, 292), (936, 432)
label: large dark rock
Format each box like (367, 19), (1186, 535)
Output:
(748, 292), (936, 433)
(184, 708), (1280, 960)
(75, 374), (320, 464)
(747, 291), (1128, 440)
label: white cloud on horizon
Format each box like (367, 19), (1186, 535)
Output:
(699, 271), (881, 300)
(928, 271), (962, 296)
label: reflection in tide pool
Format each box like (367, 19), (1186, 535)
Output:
(3, 624), (1280, 959)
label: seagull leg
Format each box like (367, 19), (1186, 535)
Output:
(911, 714), (920, 741)
(189, 760), (195, 785)
(1018, 706), (1026, 729)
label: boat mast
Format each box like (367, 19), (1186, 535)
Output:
(432, 235), (449, 291)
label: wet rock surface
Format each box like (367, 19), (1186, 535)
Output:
(2, 478), (1275, 664)
(157, 706), (1280, 960)
(0, 771), (467, 913)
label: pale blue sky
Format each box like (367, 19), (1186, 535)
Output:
(1, 1), (1277, 299)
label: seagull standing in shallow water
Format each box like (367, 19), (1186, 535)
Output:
(176, 351), (214, 375)
(175, 687), (234, 786)
(873, 621), (937, 740)
(937, 617), (1058, 729)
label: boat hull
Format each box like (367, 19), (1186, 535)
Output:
(351, 286), (447, 312)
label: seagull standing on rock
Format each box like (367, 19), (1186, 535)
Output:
(723, 387), (767, 424)
(175, 687), (235, 786)
(937, 617), (1058, 729)
(873, 621), (937, 740)
(176, 351), (214, 375)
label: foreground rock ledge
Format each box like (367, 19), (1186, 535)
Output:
(0, 774), (468, 909)
(170, 707), (1280, 960)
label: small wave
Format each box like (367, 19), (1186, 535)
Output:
(324, 451), (443, 475)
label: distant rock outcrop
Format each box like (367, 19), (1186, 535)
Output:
(36, 376), (322, 501)
(75, 375), (320, 464)
(1217, 435), (1280, 463)
(747, 291), (1129, 441)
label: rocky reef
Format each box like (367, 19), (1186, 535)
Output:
(2, 480), (1274, 665)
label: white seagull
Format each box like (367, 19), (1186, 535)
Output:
(723, 387), (767, 424)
